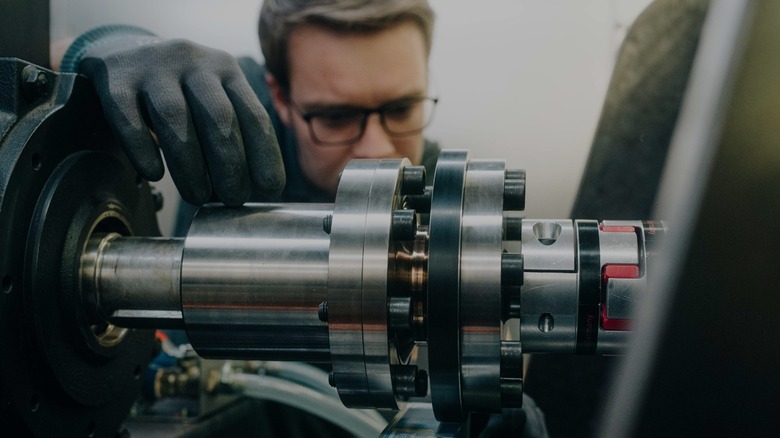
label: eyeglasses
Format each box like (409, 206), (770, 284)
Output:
(291, 96), (438, 146)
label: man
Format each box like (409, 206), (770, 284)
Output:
(257, 0), (439, 203)
(60, 0), (440, 210)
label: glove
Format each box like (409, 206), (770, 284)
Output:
(62, 25), (285, 206)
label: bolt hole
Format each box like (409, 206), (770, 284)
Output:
(538, 313), (554, 333)
(2, 274), (11, 294)
(31, 153), (42, 171)
(533, 222), (562, 246)
(29, 394), (40, 412)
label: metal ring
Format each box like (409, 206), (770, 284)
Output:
(459, 159), (505, 412)
(328, 158), (407, 409)
(427, 149), (469, 421)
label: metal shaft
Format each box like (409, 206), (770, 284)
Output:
(181, 204), (333, 362)
(82, 234), (184, 329)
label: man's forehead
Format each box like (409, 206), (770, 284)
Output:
(287, 21), (428, 106)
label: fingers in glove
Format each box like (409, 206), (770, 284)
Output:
(81, 60), (165, 182)
(183, 72), (251, 207)
(143, 81), (212, 205)
(224, 73), (285, 195)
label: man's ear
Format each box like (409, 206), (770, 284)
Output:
(266, 73), (292, 126)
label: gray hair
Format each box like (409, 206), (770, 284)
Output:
(259, 0), (435, 93)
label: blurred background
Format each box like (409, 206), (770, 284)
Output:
(50, 0), (653, 232)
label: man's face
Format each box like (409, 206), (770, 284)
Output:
(269, 21), (428, 197)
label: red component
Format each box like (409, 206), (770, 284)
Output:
(602, 265), (640, 280)
(599, 225), (636, 233)
(601, 309), (631, 331)
(601, 264), (640, 331)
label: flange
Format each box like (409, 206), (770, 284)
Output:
(0, 59), (158, 437)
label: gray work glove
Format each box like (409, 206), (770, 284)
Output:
(62, 25), (284, 206)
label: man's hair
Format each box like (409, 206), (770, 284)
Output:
(259, 0), (435, 93)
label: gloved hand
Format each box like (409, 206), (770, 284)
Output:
(62, 26), (285, 206)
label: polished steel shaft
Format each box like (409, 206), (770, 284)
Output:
(182, 204), (333, 362)
(82, 234), (184, 329)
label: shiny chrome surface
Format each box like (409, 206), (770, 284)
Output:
(329, 158), (410, 409)
(598, 221), (643, 266)
(82, 233), (184, 329)
(520, 272), (579, 353)
(521, 220), (576, 271)
(181, 204), (333, 362)
(459, 159), (504, 412)
(362, 159), (409, 409)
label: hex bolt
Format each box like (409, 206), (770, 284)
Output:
(500, 340), (523, 407)
(392, 209), (417, 241)
(501, 253), (524, 287)
(322, 214), (333, 235)
(318, 300), (328, 323)
(21, 65), (51, 101)
(503, 169), (526, 212)
(401, 166), (426, 196)
(503, 216), (523, 241)
(389, 297), (413, 330)
(500, 341), (523, 379)
(500, 377), (524, 408)
(391, 365), (428, 398)
(150, 187), (164, 212)
(415, 369), (429, 397)
(403, 186), (432, 214)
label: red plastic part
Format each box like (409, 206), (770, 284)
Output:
(601, 264), (640, 331)
(599, 225), (637, 233)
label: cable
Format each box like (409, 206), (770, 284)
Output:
(257, 361), (388, 425)
(225, 372), (388, 438)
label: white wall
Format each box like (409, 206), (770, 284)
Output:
(50, 0), (651, 233)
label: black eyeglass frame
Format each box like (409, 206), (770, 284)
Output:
(291, 96), (439, 146)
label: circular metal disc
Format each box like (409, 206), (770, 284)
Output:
(459, 159), (505, 412)
(328, 158), (408, 409)
(427, 149), (469, 421)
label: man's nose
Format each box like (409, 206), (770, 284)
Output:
(351, 113), (396, 158)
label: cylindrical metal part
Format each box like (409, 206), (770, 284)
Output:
(81, 233), (184, 329)
(392, 209), (417, 241)
(181, 204), (333, 362)
(500, 378), (524, 408)
(500, 341), (523, 379)
(391, 365), (428, 398)
(318, 301), (329, 323)
(501, 341), (525, 408)
(521, 273), (579, 353)
(503, 169), (526, 211)
(520, 220), (579, 353)
(503, 216), (523, 241)
(458, 159), (505, 414)
(401, 165), (426, 195)
(329, 158), (409, 410)
(389, 297), (413, 330)
(403, 186), (432, 214)
(501, 253), (524, 287)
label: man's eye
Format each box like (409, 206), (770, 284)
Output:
(383, 103), (416, 121)
(315, 111), (361, 128)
